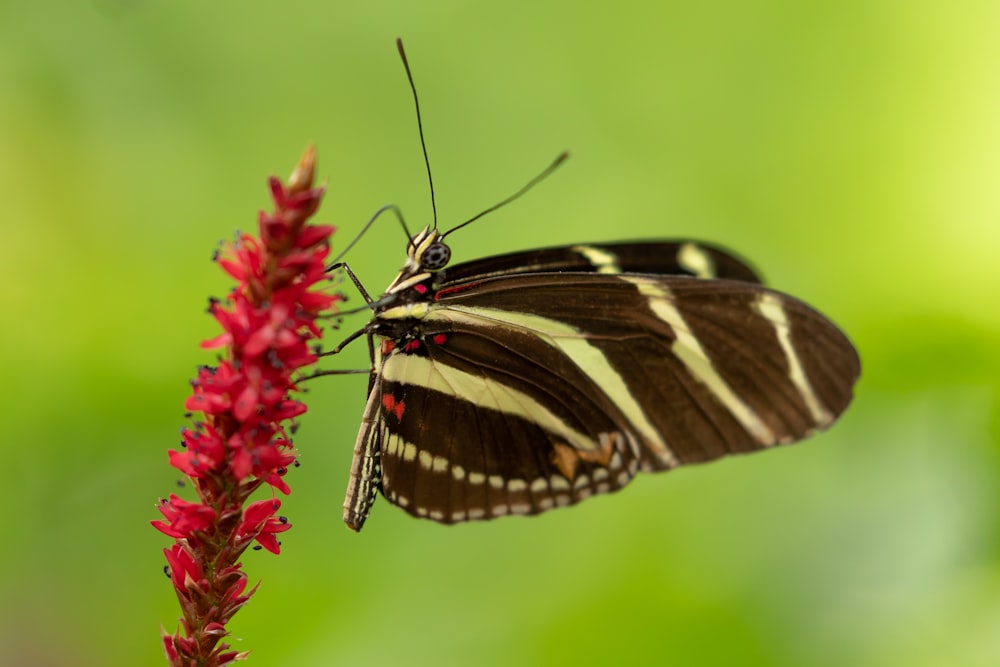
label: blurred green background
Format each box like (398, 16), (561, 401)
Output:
(2, 1), (999, 665)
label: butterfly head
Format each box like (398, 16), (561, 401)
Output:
(408, 226), (452, 272)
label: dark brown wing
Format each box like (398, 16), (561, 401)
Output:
(372, 273), (859, 524)
(438, 241), (762, 285)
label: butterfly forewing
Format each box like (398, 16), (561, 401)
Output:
(438, 241), (763, 285)
(340, 239), (859, 530)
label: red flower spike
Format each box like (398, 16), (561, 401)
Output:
(155, 146), (338, 666)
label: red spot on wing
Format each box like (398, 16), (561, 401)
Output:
(382, 394), (405, 420)
(404, 340), (421, 352)
(414, 284), (428, 294)
(432, 333), (447, 345)
(381, 340), (396, 355)
(435, 281), (482, 300)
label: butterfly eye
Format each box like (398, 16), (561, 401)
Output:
(420, 242), (451, 270)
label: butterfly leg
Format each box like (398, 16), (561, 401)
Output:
(327, 261), (374, 304)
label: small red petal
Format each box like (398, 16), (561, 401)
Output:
(271, 400), (307, 421)
(244, 326), (277, 356)
(185, 391), (231, 414)
(163, 543), (204, 596)
(200, 332), (232, 350)
(216, 650), (252, 666)
(232, 385), (259, 421)
(156, 494), (217, 538)
(218, 258), (245, 281)
(254, 532), (282, 555)
(222, 572), (249, 603)
(151, 519), (185, 539)
(265, 471), (292, 495)
(203, 622), (228, 636)
(268, 177), (287, 208)
(162, 632), (180, 661)
(242, 498), (281, 525)
(294, 224), (335, 248)
(229, 446), (252, 481)
(167, 448), (202, 477)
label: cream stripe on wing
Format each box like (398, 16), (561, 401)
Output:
(380, 351), (599, 452)
(677, 243), (715, 278)
(572, 245), (621, 274)
(754, 292), (832, 425)
(423, 305), (675, 464)
(624, 276), (776, 445)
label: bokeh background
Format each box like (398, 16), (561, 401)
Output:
(3, 1), (999, 665)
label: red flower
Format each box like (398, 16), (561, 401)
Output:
(152, 494), (218, 539)
(237, 499), (291, 554)
(154, 146), (339, 666)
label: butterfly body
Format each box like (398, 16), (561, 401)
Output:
(341, 228), (860, 530)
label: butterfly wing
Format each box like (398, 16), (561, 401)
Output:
(364, 273), (858, 526)
(342, 240), (766, 530)
(438, 241), (763, 284)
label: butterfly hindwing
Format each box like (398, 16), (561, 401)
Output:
(372, 297), (648, 524)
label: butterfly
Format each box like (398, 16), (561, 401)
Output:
(328, 40), (860, 531)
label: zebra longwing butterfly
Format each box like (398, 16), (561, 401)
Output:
(330, 40), (860, 531)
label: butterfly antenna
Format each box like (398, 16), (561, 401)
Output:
(397, 38), (438, 231)
(328, 204), (411, 267)
(443, 151), (569, 239)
